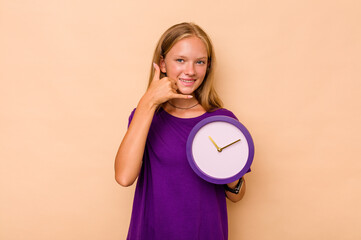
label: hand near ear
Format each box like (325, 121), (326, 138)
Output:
(144, 63), (193, 108)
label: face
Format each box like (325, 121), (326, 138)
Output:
(160, 36), (208, 95)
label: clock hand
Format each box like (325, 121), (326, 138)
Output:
(220, 139), (241, 151)
(208, 136), (222, 152)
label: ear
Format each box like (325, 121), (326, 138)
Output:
(159, 56), (167, 73)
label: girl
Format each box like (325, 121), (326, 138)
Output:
(115, 22), (247, 240)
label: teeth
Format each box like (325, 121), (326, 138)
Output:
(180, 79), (194, 83)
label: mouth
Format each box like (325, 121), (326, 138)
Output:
(179, 78), (196, 86)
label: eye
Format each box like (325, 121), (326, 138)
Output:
(196, 60), (206, 65)
(176, 59), (185, 63)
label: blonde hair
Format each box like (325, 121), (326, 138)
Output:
(148, 22), (223, 111)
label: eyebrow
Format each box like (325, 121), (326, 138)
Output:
(175, 55), (207, 60)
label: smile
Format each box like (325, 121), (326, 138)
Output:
(179, 78), (196, 83)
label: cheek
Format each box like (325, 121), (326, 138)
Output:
(197, 66), (207, 78)
(167, 64), (183, 75)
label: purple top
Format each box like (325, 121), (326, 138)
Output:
(126, 108), (238, 240)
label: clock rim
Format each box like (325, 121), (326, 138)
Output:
(186, 115), (254, 184)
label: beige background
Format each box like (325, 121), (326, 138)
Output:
(1, 0), (360, 239)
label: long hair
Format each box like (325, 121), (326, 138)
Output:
(148, 22), (223, 111)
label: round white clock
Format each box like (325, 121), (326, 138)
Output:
(186, 115), (254, 184)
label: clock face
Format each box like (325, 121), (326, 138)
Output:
(186, 116), (254, 184)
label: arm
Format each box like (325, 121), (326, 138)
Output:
(114, 98), (157, 187)
(114, 63), (192, 187)
(225, 177), (246, 202)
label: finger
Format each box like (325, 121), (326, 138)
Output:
(171, 93), (193, 99)
(152, 63), (161, 81)
(168, 77), (177, 85)
(171, 81), (178, 90)
(162, 77), (177, 91)
(166, 77), (178, 89)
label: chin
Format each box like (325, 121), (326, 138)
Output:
(178, 88), (196, 95)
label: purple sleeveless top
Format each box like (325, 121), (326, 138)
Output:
(126, 108), (238, 240)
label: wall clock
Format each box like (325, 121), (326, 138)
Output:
(186, 115), (254, 184)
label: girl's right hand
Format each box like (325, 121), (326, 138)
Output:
(143, 63), (193, 108)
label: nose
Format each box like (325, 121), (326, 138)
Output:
(184, 62), (196, 76)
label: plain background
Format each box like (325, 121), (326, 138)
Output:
(1, 0), (360, 239)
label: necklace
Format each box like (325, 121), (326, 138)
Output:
(167, 101), (199, 110)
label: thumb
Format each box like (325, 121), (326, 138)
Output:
(152, 63), (161, 81)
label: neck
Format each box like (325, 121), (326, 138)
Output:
(167, 98), (199, 109)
